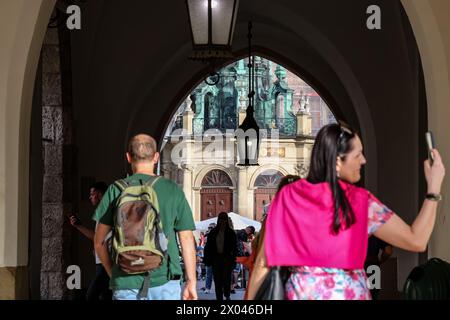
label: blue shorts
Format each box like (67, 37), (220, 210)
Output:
(112, 280), (181, 300)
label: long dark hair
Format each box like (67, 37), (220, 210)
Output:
(307, 123), (357, 234)
(217, 212), (233, 231)
(277, 175), (301, 194)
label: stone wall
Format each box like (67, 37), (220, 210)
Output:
(39, 13), (76, 299)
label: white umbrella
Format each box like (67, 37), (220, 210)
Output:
(195, 212), (261, 232)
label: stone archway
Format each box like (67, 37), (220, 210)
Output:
(2, 0), (450, 300)
(0, 0), (56, 299)
(400, 0), (450, 263)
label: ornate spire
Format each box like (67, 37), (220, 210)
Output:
(185, 95), (193, 112)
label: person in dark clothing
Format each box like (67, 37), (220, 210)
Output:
(201, 223), (216, 294)
(203, 212), (238, 301)
(236, 226), (256, 257)
(69, 181), (112, 300)
(236, 226), (256, 242)
(364, 236), (393, 300)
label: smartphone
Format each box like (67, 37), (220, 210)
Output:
(67, 214), (82, 225)
(425, 131), (435, 165)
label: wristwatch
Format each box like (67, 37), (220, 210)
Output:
(426, 193), (442, 202)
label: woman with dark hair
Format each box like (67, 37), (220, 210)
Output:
(239, 174), (300, 300)
(203, 212), (238, 300)
(247, 123), (445, 300)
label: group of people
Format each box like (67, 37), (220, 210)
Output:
(70, 122), (445, 300)
(70, 134), (197, 300)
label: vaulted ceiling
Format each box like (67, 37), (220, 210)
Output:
(71, 0), (424, 208)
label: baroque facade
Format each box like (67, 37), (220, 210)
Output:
(161, 57), (335, 221)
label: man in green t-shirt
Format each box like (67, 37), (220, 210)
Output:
(93, 134), (197, 300)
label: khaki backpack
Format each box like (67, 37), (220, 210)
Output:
(113, 176), (168, 275)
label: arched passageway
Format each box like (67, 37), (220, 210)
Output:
(2, 0), (450, 299)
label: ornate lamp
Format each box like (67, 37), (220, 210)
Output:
(186, 0), (239, 60)
(186, 0), (239, 85)
(236, 21), (259, 166)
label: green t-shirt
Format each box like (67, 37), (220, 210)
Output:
(93, 174), (195, 290)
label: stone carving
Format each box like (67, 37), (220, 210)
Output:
(255, 170), (284, 188)
(201, 169), (233, 187)
(296, 163), (309, 178)
(298, 92), (310, 114)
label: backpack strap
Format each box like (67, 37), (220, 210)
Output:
(137, 271), (152, 299)
(137, 177), (161, 299)
(114, 179), (128, 192)
(144, 175), (161, 188)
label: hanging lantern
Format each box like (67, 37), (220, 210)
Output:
(186, 0), (240, 61)
(236, 22), (259, 166)
(236, 106), (260, 166)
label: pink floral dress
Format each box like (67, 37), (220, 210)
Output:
(285, 193), (394, 300)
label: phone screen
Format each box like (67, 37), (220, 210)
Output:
(426, 131), (435, 164)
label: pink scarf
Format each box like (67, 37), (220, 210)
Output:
(265, 179), (369, 269)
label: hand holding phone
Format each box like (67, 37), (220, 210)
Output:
(68, 214), (82, 226)
(425, 131), (435, 165)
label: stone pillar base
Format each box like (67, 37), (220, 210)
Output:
(0, 266), (29, 299)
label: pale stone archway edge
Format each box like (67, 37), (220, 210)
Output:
(400, 0), (450, 262)
(0, 0), (56, 268)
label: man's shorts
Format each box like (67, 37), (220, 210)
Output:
(112, 280), (181, 300)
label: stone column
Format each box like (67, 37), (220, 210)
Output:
(183, 109), (194, 135)
(296, 111), (312, 136)
(237, 167), (248, 215)
(40, 14), (75, 300)
(193, 187), (201, 221)
(182, 165), (194, 210)
(183, 96), (194, 134)
(245, 189), (256, 220)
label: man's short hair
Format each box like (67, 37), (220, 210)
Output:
(90, 181), (108, 194)
(246, 226), (256, 235)
(127, 134), (157, 162)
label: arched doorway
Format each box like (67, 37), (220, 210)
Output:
(200, 169), (233, 220)
(253, 170), (284, 221)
